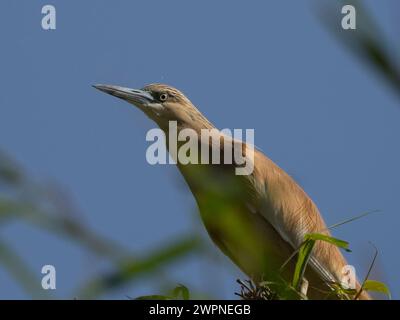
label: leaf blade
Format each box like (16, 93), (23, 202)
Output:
(362, 280), (391, 299)
(305, 233), (351, 252)
(292, 239), (316, 290)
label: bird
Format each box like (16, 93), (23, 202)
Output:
(93, 83), (370, 300)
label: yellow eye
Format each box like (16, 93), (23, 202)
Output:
(159, 93), (168, 102)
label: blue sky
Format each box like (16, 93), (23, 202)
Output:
(0, 0), (399, 299)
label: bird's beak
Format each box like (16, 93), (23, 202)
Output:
(93, 84), (155, 107)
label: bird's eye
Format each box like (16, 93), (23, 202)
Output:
(159, 93), (168, 102)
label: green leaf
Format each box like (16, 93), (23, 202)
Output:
(172, 284), (190, 300)
(305, 233), (351, 252)
(292, 239), (315, 290)
(362, 280), (391, 299)
(331, 282), (358, 298)
(293, 233), (352, 291)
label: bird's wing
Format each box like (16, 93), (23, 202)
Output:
(248, 149), (347, 285)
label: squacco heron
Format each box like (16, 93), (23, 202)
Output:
(93, 83), (370, 300)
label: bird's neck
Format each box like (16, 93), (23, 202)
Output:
(161, 121), (220, 154)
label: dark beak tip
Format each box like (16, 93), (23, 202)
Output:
(92, 84), (104, 91)
(92, 84), (113, 95)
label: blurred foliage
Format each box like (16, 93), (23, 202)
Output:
(317, 0), (400, 99)
(0, 151), (201, 299)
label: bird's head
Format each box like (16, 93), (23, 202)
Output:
(93, 83), (213, 131)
